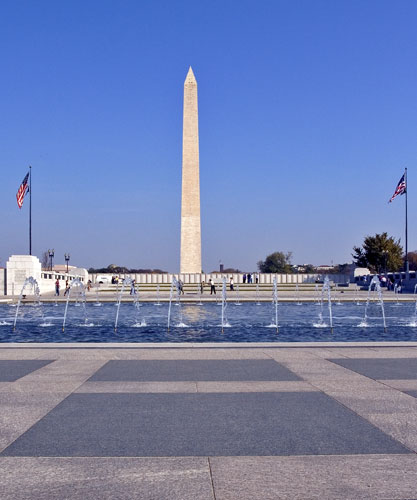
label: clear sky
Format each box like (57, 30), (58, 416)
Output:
(1, 0), (416, 272)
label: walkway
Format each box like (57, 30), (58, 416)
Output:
(1, 342), (417, 499)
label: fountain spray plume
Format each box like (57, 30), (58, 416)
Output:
(221, 277), (229, 332)
(393, 283), (400, 305)
(235, 283), (241, 306)
(362, 276), (387, 332)
(62, 278), (88, 332)
(315, 284), (320, 305)
(320, 276), (333, 333)
(354, 284), (361, 305)
(255, 281), (261, 305)
(154, 283), (161, 306)
(196, 282), (203, 305)
(114, 277), (133, 332)
(167, 277), (180, 331)
(94, 283), (102, 307)
(412, 284), (417, 326)
(272, 277), (279, 333)
(295, 283), (302, 305)
(132, 282), (146, 327)
(13, 277), (44, 331)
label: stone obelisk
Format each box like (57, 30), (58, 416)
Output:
(180, 67), (201, 274)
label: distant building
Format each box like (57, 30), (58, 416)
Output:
(317, 265), (335, 272)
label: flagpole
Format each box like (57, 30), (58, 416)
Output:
(405, 167), (409, 279)
(29, 165), (32, 256)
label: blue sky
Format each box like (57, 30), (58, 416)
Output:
(1, 0), (416, 272)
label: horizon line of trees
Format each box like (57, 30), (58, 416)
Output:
(48, 232), (417, 276)
(88, 265), (167, 274)
(257, 232), (417, 274)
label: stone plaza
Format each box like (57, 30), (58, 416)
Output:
(1, 342), (417, 499)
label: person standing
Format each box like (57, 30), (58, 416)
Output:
(55, 279), (60, 296)
(64, 280), (70, 296)
(255, 274), (259, 284)
(230, 276), (234, 291)
(210, 278), (216, 295)
(130, 279), (136, 295)
(247, 273), (252, 284)
(243, 274), (247, 284)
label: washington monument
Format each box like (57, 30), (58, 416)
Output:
(180, 67), (202, 273)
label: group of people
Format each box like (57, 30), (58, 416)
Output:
(55, 279), (70, 296)
(242, 273), (258, 284)
(199, 275), (259, 295)
(363, 274), (403, 293)
(379, 275), (402, 292)
(55, 278), (92, 296)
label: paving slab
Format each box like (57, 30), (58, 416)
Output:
(87, 359), (301, 382)
(404, 389), (417, 399)
(324, 388), (417, 415)
(77, 381), (317, 393)
(0, 392), (69, 452)
(0, 457), (214, 500)
(0, 349), (56, 360)
(0, 359), (108, 452)
(195, 381), (317, 392)
(77, 381), (198, 393)
(209, 455), (417, 500)
(365, 346), (417, 358)
(278, 358), (369, 381)
(0, 359), (108, 393)
(381, 379), (417, 391)
(2, 392), (408, 457)
(329, 357), (417, 379)
(134, 348), (271, 360)
(0, 360), (53, 382)
(363, 412), (417, 452)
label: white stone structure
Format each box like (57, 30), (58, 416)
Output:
(180, 67), (202, 274)
(3, 255), (88, 296)
(6, 255), (42, 296)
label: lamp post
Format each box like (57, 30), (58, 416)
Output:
(64, 253), (70, 273)
(48, 249), (55, 271)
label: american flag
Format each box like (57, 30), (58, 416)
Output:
(389, 173), (406, 203)
(16, 172), (29, 209)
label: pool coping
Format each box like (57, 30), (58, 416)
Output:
(1, 341), (417, 348)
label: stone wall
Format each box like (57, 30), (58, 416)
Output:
(89, 273), (349, 285)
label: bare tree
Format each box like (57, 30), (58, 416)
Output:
(41, 251), (49, 269)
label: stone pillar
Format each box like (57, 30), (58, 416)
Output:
(6, 255), (42, 296)
(180, 67), (202, 274)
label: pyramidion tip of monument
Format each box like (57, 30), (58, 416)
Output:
(185, 66), (196, 84)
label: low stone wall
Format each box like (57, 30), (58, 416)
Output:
(89, 273), (349, 285)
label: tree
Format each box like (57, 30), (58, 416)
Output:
(302, 264), (317, 273)
(352, 233), (403, 273)
(257, 252), (293, 273)
(406, 251), (417, 271)
(41, 251), (49, 269)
